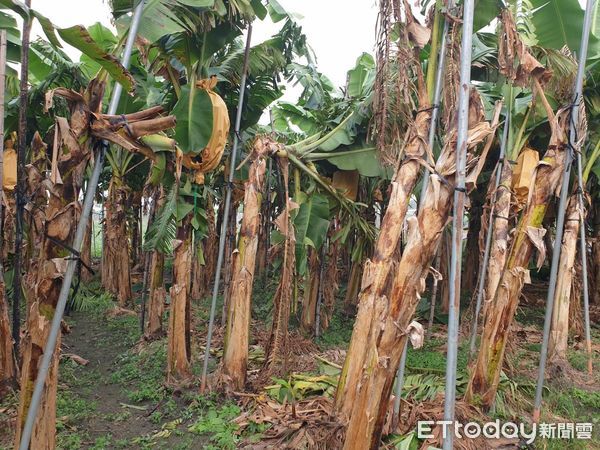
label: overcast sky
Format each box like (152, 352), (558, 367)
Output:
(30, 0), (379, 94)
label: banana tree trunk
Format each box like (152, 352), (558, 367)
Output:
(15, 87), (100, 450)
(463, 191), (483, 293)
(301, 248), (320, 333)
(466, 106), (568, 410)
(264, 157), (295, 375)
(167, 217), (193, 382)
(337, 97), (494, 449)
(321, 221), (341, 331)
(14, 88), (174, 448)
(481, 162), (513, 319)
(81, 214), (93, 282)
(145, 250), (165, 339)
(343, 257), (363, 311)
(102, 178), (132, 307)
(548, 194), (580, 364)
(220, 202), (238, 326)
(191, 194), (216, 301)
(221, 138), (269, 390)
(592, 205), (600, 305)
(334, 86), (432, 417)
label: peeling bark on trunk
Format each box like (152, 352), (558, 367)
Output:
(321, 221), (341, 331)
(264, 157), (295, 376)
(167, 217), (193, 382)
(592, 205), (600, 305)
(130, 192), (142, 267)
(220, 138), (270, 391)
(81, 214), (93, 282)
(463, 191), (483, 293)
(334, 81), (432, 419)
(481, 161), (513, 319)
(337, 95), (494, 449)
(191, 195), (216, 301)
(301, 248), (320, 333)
(15, 81), (101, 450)
(548, 194), (580, 364)
(14, 81), (175, 449)
(102, 179), (132, 307)
(466, 103), (568, 410)
(220, 202), (238, 326)
(145, 250), (165, 339)
(343, 257), (363, 311)
(0, 276), (16, 394)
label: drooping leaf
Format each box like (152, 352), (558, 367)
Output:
(57, 25), (135, 92)
(473, 0), (501, 31)
(294, 192), (330, 275)
(531, 0), (600, 59)
(172, 84), (214, 155)
(321, 147), (389, 178)
(0, 0), (29, 18)
(346, 52), (375, 98)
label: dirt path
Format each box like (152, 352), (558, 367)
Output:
(61, 311), (159, 448)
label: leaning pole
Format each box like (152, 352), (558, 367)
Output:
(442, 0), (475, 448)
(533, 0), (596, 423)
(200, 24), (253, 392)
(18, 3), (147, 448)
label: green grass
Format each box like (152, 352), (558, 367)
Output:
(111, 340), (167, 403)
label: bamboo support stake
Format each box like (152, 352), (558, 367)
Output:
(201, 25), (253, 392)
(533, 0), (596, 423)
(18, 3), (147, 448)
(442, 0), (475, 448)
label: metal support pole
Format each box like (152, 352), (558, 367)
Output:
(442, 0), (474, 448)
(576, 155), (593, 375)
(391, 339), (409, 430)
(18, 3), (146, 449)
(468, 116), (510, 357)
(201, 25), (253, 392)
(533, 0), (595, 423)
(419, 0), (455, 209)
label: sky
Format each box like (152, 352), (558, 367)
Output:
(29, 0), (379, 97)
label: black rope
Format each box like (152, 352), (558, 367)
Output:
(43, 234), (95, 275)
(492, 213), (510, 221)
(121, 114), (134, 136)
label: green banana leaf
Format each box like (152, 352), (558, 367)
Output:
(172, 84), (214, 155)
